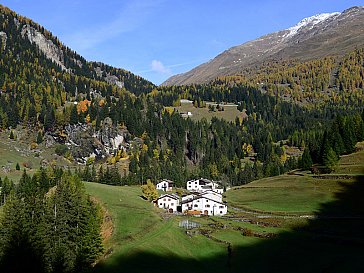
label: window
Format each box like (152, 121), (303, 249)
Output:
(171, 203), (174, 206)
(206, 199), (209, 202)
(205, 204), (210, 208)
(220, 211), (223, 214)
(219, 206), (224, 209)
(159, 203), (162, 206)
(168, 198), (170, 201)
(163, 198), (166, 201)
(194, 204), (198, 207)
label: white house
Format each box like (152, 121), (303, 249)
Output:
(199, 190), (223, 203)
(156, 194), (179, 213)
(156, 179), (174, 192)
(186, 178), (224, 194)
(182, 190), (222, 203)
(181, 195), (227, 216)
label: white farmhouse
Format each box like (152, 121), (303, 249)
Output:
(182, 190), (222, 203)
(186, 178), (224, 194)
(181, 195), (227, 216)
(156, 179), (174, 192)
(156, 194), (179, 213)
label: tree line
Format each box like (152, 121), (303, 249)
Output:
(0, 169), (103, 273)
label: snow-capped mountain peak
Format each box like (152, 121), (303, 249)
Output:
(285, 12), (341, 38)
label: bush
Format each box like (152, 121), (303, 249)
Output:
(22, 162), (33, 169)
(30, 142), (38, 150)
(55, 144), (69, 156)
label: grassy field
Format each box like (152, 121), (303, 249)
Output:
(85, 183), (229, 273)
(335, 145), (364, 175)
(226, 175), (351, 214)
(83, 147), (364, 273)
(226, 149), (364, 214)
(0, 129), (73, 182)
(165, 101), (246, 122)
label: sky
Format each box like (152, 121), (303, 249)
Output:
(1, 0), (364, 85)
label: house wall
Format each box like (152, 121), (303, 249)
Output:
(157, 196), (178, 212)
(187, 179), (223, 194)
(182, 198), (227, 216)
(156, 181), (172, 192)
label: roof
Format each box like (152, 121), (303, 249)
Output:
(199, 190), (222, 196)
(156, 194), (179, 201)
(158, 179), (174, 185)
(181, 195), (226, 206)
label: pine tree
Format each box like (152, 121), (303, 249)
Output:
(300, 148), (313, 170)
(36, 131), (43, 144)
(70, 105), (79, 125)
(9, 130), (15, 140)
(323, 147), (338, 172)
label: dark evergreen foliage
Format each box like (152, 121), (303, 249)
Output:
(0, 169), (103, 273)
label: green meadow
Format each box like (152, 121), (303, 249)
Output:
(85, 148), (364, 273)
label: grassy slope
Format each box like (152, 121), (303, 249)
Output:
(226, 149), (364, 214)
(84, 148), (364, 273)
(84, 183), (227, 273)
(226, 175), (350, 214)
(165, 102), (245, 122)
(0, 129), (73, 181)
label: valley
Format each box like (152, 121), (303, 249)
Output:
(0, 2), (363, 273)
(84, 148), (364, 273)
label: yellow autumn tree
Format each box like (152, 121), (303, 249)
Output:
(141, 179), (158, 201)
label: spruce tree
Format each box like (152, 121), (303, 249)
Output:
(300, 148), (313, 170)
(70, 105), (79, 125)
(36, 131), (43, 144)
(323, 147), (338, 172)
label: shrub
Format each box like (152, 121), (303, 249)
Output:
(55, 144), (68, 156)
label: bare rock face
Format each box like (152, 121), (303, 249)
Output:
(0, 31), (7, 50)
(62, 119), (127, 164)
(95, 117), (125, 154)
(21, 24), (68, 71)
(105, 74), (124, 89)
(163, 6), (364, 86)
(94, 66), (125, 88)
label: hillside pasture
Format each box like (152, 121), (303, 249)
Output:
(165, 101), (246, 122)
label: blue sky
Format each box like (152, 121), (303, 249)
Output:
(2, 0), (364, 85)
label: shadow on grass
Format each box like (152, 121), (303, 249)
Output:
(93, 176), (364, 273)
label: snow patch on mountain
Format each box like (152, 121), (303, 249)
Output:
(285, 12), (340, 38)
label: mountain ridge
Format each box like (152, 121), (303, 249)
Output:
(0, 4), (155, 95)
(163, 6), (364, 86)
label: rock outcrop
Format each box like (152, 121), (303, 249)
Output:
(21, 24), (68, 71)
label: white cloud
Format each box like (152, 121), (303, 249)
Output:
(151, 60), (171, 75)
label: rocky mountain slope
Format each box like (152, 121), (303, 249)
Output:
(0, 4), (155, 95)
(163, 6), (364, 86)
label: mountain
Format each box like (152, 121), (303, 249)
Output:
(163, 6), (364, 86)
(0, 4), (155, 95)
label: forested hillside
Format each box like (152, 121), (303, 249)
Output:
(0, 4), (154, 127)
(212, 48), (364, 105)
(0, 3), (363, 188)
